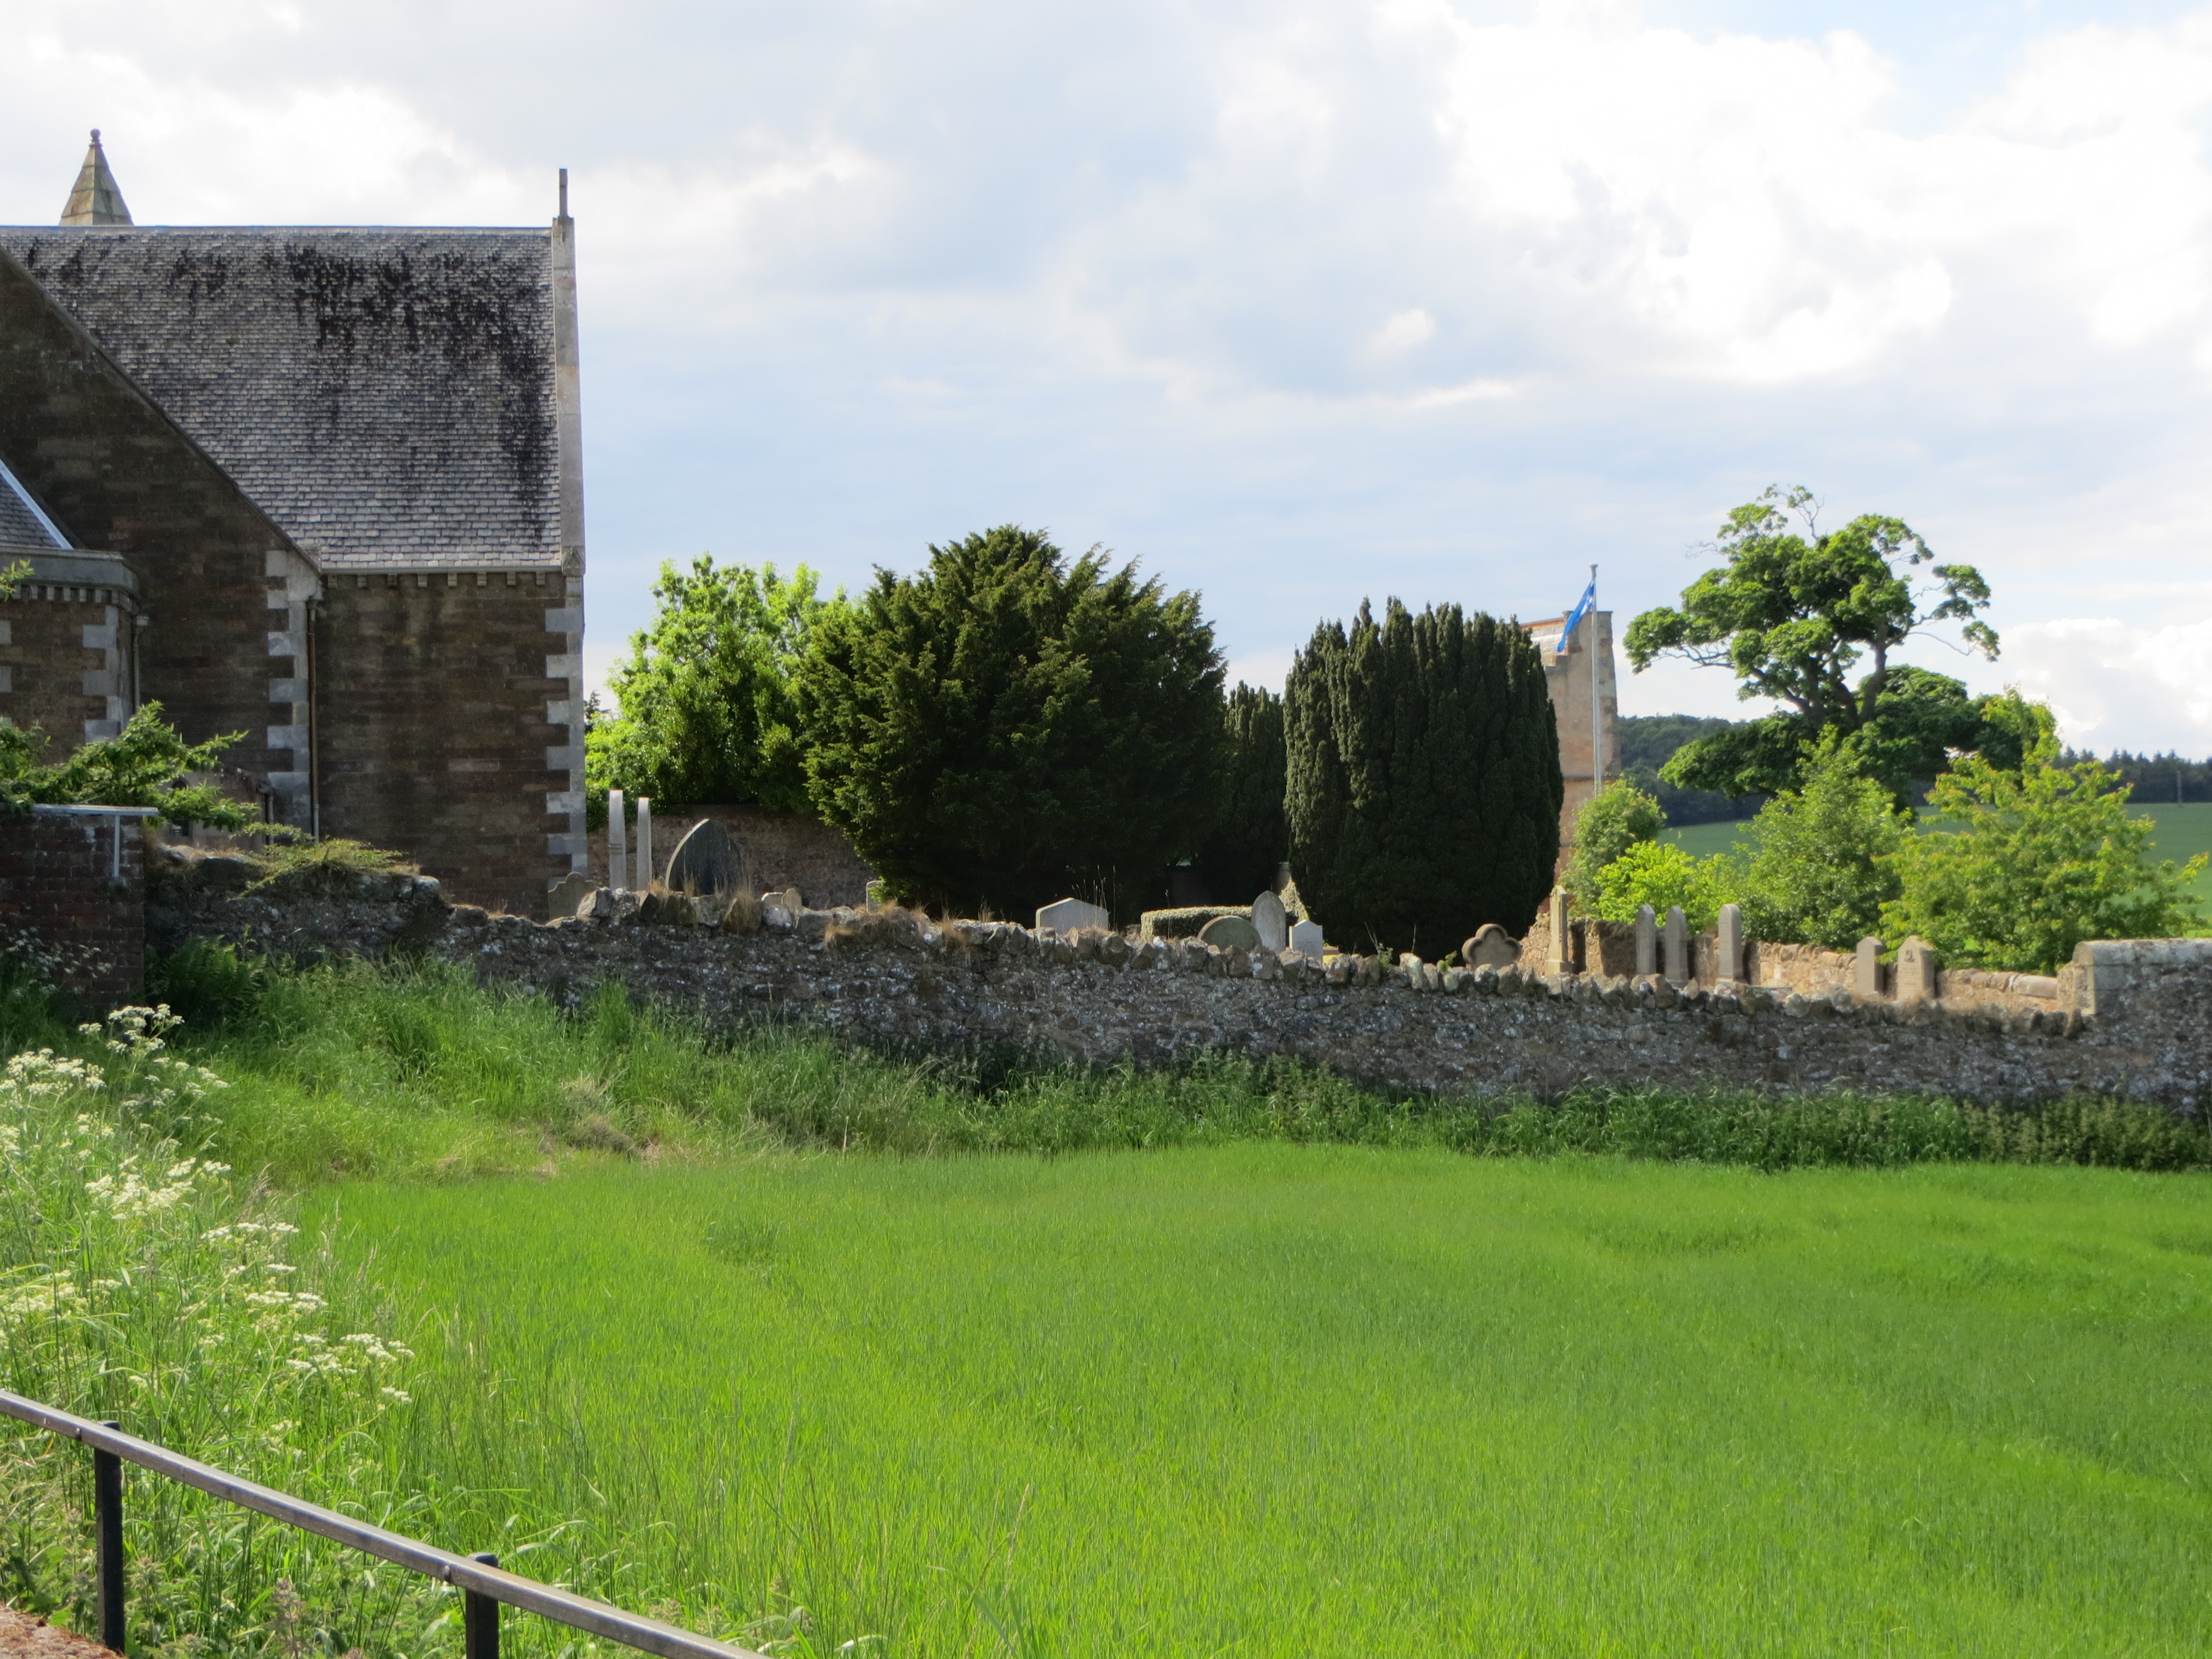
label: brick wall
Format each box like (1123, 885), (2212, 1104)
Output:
(0, 808), (144, 1008)
(315, 569), (572, 918)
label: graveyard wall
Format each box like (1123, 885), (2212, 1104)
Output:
(144, 847), (2212, 1110)
(586, 804), (875, 909)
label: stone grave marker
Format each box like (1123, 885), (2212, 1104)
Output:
(1663, 906), (1688, 983)
(1036, 896), (1110, 934)
(1198, 914), (1262, 951)
(1634, 904), (1657, 977)
(546, 870), (593, 919)
(1288, 918), (1324, 956)
(1251, 890), (1289, 952)
(1855, 936), (1884, 1001)
(1546, 888), (1572, 974)
(1462, 924), (1519, 971)
(1717, 903), (1744, 983)
(665, 818), (743, 904)
(1897, 936), (1938, 1005)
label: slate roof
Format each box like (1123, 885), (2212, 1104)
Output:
(0, 227), (564, 569)
(0, 453), (67, 549)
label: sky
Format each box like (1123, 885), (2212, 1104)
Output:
(2, 0), (2209, 755)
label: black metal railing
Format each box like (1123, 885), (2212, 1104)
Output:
(0, 1390), (767, 1659)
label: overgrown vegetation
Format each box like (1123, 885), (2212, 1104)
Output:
(0, 702), (260, 830)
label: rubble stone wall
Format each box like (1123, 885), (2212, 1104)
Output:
(143, 848), (2212, 1109)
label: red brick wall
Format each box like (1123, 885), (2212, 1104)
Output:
(0, 808), (144, 1009)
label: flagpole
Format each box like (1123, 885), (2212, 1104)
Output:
(1588, 564), (1602, 799)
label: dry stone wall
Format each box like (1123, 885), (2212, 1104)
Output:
(144, 848), (2212, 1110)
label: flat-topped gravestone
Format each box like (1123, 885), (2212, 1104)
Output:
(1855, 936), (1884, 1001)
(1198, 914), (1262, 951)
(1037, 896), (1110, 934)
(1288, 919), (1324, 956)
(1897, 936), (1938, 1004)
(1717, 903), (1744, 983)
(1634, 904), (1657, 977)
(1463, 924), (1518, 971)
(1663, 906), (1688, 983)
(546, 871), (593, 919)
(1251, 890), (1289, 952)
(665, 818), (742, 902)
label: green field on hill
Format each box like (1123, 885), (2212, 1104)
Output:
(320, 1148), (2212, 1658)
(1663, 800), (2212, 911)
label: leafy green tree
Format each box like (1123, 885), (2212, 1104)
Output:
(1193, 682), (1287, 901)
(1625, 487), (2005, 801)
(1562, 780), (1665, 906)
(1734, 736), (1907, 950)
(796, 525), (1224, 919)
(0, 702), (257, 830)
(1879, 729), (2207, 974)
(1590, 841), (1733, 931)
(1286, 599), (1559, 954)
(587, 557), (840, 813)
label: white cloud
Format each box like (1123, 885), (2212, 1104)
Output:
(2002, 616), (2212, 755)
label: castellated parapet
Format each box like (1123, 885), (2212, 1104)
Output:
(147, 848), (2212, 1111)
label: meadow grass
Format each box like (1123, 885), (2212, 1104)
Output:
(317, 1147), (2212, 1658)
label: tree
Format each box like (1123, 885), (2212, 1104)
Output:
(1878, 725), (2207, 974)
(0, 702), (258, 830)
(1734, 735), (1906, 951)
(1285, 599), (1559, 954)
(1590, 841), (1733, 931)
(1193, 683), (1287, 901)
(796, 525), (1224, 919)
(586, 557), (839, 813)
(1562, 780), (1665, 907)
(1625, 487), (2004, 801)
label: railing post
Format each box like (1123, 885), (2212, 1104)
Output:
(95, 1423), (125, 1652)
(464, 1552), (500, 1659)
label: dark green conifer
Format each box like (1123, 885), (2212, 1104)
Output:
(1194, 683), (1287, 901)
(1285, 600), (1559, 953)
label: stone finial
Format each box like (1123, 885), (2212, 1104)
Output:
(61, 129), (133, 227)
(1663, 906), (1688, 984)
(1251, 890), (1289, 952)
(1716, 902), (1743, 984)
(1855, 936), (1884, 1001)
(1546, 887), (1572, 975)
(1897, 936), (1938, 1005)
(1634, 904), (1657, 977)
(1037, 896), (1110, 934)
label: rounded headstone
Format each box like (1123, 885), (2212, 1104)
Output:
(1463, 924), (1519, 971)
(1198, 914), (1262, 951)
(1250, 890), (1289, 952)
(664, 818), (742, 900)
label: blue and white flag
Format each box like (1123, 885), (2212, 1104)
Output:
(1555, 576), (1596, 653)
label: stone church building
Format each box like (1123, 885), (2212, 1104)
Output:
(0, 134), (587, 916)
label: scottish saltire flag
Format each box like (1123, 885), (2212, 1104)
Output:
(1555, 576), (1596, 653)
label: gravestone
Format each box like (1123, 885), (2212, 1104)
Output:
(665, 818), (742, 903)
(1546, 888), (1572, 975)
(767, 885), (804, 914)
(1198, 914), (1262, 951)
(1634, 905), (1657, 977)
(1897, 936), (1938, 1005)
(1462, 924), (1519, 971)
(546, 871), (593, 919)
(608, 789), (628, 889)
(1251, 890), (1289, 952)
(1663, 906), (1689, 983)
(635, 797), (654, 891)
(1037, 896), (1110, 934)
(1855, 936), (1884, 1001)
(1288, 919), (1324, 957)
(1717, 904), (1744, 983)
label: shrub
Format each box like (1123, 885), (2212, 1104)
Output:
(0, 702), (258, 831)
(1880, 735), (2208, 973)
(1589, 841), (1733, 929)
(1734, 737), (1905, 950)
(1286, 600), (1559, 953)
(797, 525), (1224, 919)
(1563, 780), (1665, 906)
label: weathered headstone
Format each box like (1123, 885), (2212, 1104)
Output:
(1198, 914), (1262, 951)
(635, 797), (654, 891)
(1288, 919), (1324, 957)
(1546, 888), (1572, 975)
(769, 886), (804, 915)
(1036, 896), (1110, 934)
(546, 870), (593, 919)
(665, 817), (742, 903)
(1897, 936), (1938, 1005)
(608, 789), (628, 890)
(1663, 906), (1688, 984)
(1855, 936), (1884, 1001)
(1634, 905), (1657, 977)
(1717, 903), (1744, 984)
(1463, 924), (1518, 971)
(1251, 890), (1289, 952)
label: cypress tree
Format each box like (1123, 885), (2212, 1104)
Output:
(1285, 599), (1560, 954)
(1194, 682), (1287, 901)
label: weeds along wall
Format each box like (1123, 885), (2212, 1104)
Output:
(143, 848), (2212, 1110)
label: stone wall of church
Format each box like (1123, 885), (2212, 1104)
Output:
(0, 578), (132, 761)
(315, 567), (575, 919)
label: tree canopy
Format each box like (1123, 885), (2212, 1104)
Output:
(1193, 682), (1287, 902)
(1286, 599), (1559, 954)
(1625, 487), (2005, 800)
(0, 702), (257, 830)
(796, 525), (1224, 919)
(586, 557), (838, 813)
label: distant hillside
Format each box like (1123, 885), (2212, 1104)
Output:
(1616, 715), (1766, 825)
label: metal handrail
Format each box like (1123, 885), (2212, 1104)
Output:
(0, 1390), (768, 1659)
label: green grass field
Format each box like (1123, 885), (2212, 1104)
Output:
(1663, 801), (2212, 910)
(319, 1148), (2212, 1658)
